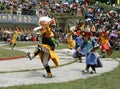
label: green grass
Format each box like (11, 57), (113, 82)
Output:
(0, 42), (38, 58)
(15, 43), (38, 47)
(98, 50), (120, 59)
(109, 50), (120, 59)
(1, 42), (38, 58)
(0, 47), (26, 58)
(4, 42), (39, 47)
(56, 43), (67, 49)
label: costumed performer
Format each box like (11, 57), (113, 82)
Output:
(73, 31), (87, 63)
(27, 16), (59, 78)
(82, 29), (103, 74)
(100, 31), (113, 58)
(66, 25), (76, 49)
(10, 28), (21, 50)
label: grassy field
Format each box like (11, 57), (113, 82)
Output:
(0, 43), (120, 89)
(0, 47), (26, 58)
(4, 41), (39, 47)
(0, 42), (38, 58)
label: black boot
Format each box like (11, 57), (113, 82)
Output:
(82, 65), (90, 73)
(76, 51), (82, 63)
(43, 65), (52, 78)
(90, 65), (96, 74)
(27, 52), (32, 60)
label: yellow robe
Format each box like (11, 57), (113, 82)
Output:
(38, 44), (59, 66)
(101, 37), (109, 45)
(11, 32), (17, 44)
(67, 32), (75, 49)
(38, 26), (59, 66)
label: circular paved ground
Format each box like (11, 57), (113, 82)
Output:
(0, 46), (119, 87)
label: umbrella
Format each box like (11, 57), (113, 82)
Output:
(70, 26), (76, 32)
(64, 2), (69, 5)
(109, 10), (117, 14)
(55, 3), (60, 6)
(3, 31), (12, 34)
(86, 13), (94, 17)
(35, 32), (41, 35)
(33, 26), (42, 31)
(85, 18), (91, 21)
(109, 33), (118, 38)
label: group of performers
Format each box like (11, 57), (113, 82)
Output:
(66, 20), (113, 74)
(8, 15), (113, 77)
(26, 15), (113, 77)
(7, 12), (115, 78)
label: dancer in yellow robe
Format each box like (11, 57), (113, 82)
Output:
(66, 26), (76, 49)
(27, 16), (59, 78)
(10, 28), (21, 50)
(10, 31), (17, 49)
(100, 32), (112, 58)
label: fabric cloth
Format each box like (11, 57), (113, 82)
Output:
(11, 32), (17, 44)
(66, 32), (76, 49)
(86, 52), (97, 65)
(38, 44), (59, 67)
(38, 26), (59, 67)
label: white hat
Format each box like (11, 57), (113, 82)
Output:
(38, 16), (52, 27)
(38, 16), (52, 23)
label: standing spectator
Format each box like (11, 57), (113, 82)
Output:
(17, 6), (22, 15)
(1, 4), (5, 13)
(85, 0), (90, 6)
(31, 34), (36, 42)
(76, 3), (82, 16)
(6, 34), (11, 43)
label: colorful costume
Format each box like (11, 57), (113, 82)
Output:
(27, 16), (59, 78)
(100, 32), (113, 58)
(73, 35), (87, 62)
(10, 31), (17, 48)
(82, 35), (103, 74)
(66, 26), (76, 49)
(10, 31), (18, 50)
(10, 28), (21, 50)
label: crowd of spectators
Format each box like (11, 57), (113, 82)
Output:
(0, 0), (88, 16)
(0, 0), (88, 42)
(76, 6), (120, 49)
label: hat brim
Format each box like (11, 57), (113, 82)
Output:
(91, 46), (100, 52)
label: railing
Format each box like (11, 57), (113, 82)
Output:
(0, 14), (39, 24)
